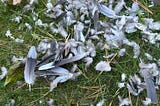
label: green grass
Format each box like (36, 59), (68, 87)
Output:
(0, 0), (160, 106)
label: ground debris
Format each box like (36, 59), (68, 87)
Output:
(1, 0), (160, 105)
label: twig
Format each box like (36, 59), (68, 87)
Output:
(14, 83), (26, 91)
(94, 71), (103, 82)
(77, 66), (89, 79)
(136, 96), (139, 106)
(112, 88), (120, 98)
(78, 86), (101, 90)
(132, 0), (153, 14)
(84, 85), (105, 99)
(79, 85), (105, 90)
(128, 90), (133, 106)
(31, 87), (49, 90)
(109, 53), (117, 63)
(85, 89), (101, 99)
(109, 100), (113, 106)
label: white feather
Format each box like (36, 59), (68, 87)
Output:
(0, 67), (7, 80)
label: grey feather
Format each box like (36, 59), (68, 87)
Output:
(55, 53), (87, 67)
(93, 10), (99, 31)
(38, 53), (87, 70)
(24, 46), (37, 89)
(35, 71), (56, 77)
(140, 69), (158, 104)
(145, 76), (158, 104)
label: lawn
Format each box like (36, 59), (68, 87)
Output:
(0, 0), (160, 106)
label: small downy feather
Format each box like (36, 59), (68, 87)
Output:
(5, 99), (15, 106)
(143, 98), (151, 106)
(95, 61), (111, 72)
(96, 99), (105, 106)
(118, 95), (131, 106)
(0, 67), (7, 80)
(46, 99), (54, 106)
(24, 46), (37, 91)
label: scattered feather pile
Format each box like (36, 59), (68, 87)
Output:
(1, 0), (160, 105)
(95, 61), (111, 72)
